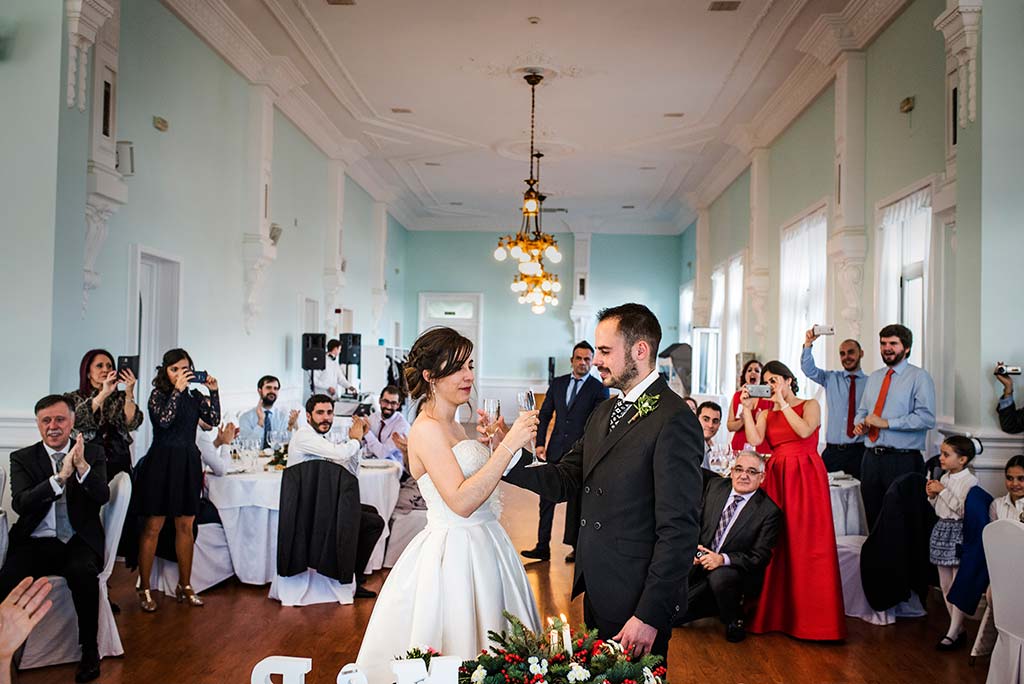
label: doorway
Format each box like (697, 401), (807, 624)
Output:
(418, 293), (483, 418)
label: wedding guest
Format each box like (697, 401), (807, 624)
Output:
(697, 401), (722, 469)
(357, 385), (410, 466)
(289, 394), (382, 598)
(991, 455), (1024, 522)
(741, 361), (846, 640)
(725, 360), (772, 455)
(927, 436), (979, 651)
(0, 577), (54, 684)
(238, 375), (298, 449)
(522, 341), (608, 563)
(133, 349), (220, 612)
(685, 396), (698, 414)
(196, 421), (236, 524)
(801, 329), (868, 478)
(994, 363), (1024, 433)
(854, 325), (935, 526)
(677, 451), (780, 642)
(68, 349), (142, 480)
(313, 339), (357, 398)
(0, 395), (109, 682)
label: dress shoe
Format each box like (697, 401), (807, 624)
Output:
(520, 546), (550, 561)
(75, 647), (101, 683)
(936, 631), (966, 651)
(725, 620), (746, 643)
(355, 585), (377, 599)
(175, 583), (204, 607)
(564, 550), (576, 563)
(137, 588), (157, 613)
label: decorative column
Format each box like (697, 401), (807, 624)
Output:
(370, 202), (389, 342)
(934, 1), (982, 129)
(65, 0), (113, 111)
(242, 85), (277, 334)
(323, 160), (348, 337)
(568, 233), (593, 342)
(745, 149), (772, 354)
(691, 209), (712, 328)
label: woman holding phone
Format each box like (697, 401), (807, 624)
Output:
(68, 349), (143, 480)
(133, 348), (220, 612)
(725, 359), (772, 455)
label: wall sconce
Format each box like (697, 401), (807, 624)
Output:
(899, 96), (916, 114)
(270, 222), (283, 246)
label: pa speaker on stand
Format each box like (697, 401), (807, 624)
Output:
(302, 333), (327, 395)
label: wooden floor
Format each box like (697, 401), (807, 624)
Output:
(19, 484), (990, 684)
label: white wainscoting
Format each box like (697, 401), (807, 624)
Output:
(475, 377), (547, 425)
(939, 423), (1024, 496)
(0, 412), (40, 523)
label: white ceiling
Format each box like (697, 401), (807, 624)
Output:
(223, 0), (850, 233)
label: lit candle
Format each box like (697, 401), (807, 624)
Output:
(560, 614), (572, 656)
(547, 617), (558, 654)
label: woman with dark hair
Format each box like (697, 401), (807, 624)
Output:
(356, 327), (540, 681)
(133, 348), (220, 612)
(725, 359), (772, 454)
(739, 360), (845, 640)
(68, 349), (142, 480)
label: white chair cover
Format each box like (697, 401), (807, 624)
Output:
(836, 535), (927, 626)
(0, 468), (8, 565)
(984, 520), (1024, 684)
(268, 569), (354, 606)
(149, 523), (235, 596)
(384, 510), (427, 568)
(20, 472), (131, 669)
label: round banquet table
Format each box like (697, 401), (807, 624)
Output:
(829, 476), (868, 537)
(206, 460), (402, 584)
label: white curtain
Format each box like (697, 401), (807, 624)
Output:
(778, 207), (828, 398)
(679, 283), (694, 344)
(724, 256), (744, 392)
(709, 268), (725, 330)
(876, 186), (931, 329)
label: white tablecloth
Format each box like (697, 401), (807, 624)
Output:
(206, 461), (401, 584)
(829, 477), (867, 537)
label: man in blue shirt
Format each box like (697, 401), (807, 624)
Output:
(853, 324), (936, 526)
(238, 375), (298, 449)
(801, 329), (868, 478)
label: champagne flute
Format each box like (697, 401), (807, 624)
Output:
(516, 390), (541, 467)
(480, 398), (501, 452)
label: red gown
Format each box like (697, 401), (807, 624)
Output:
(750, 402), (847, 640)
(729, 391), (773, 453)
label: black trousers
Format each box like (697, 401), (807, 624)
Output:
(583, 594), (671, 664)
(0, 536), (102, 650)
(356, 504), (385, 580)
(822, 443), (865, 480)
(681, 565), (760, 626)
(536, 497), (558, 548)
(861, 447), (925, 528)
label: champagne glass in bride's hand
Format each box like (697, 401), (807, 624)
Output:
(480, 398), (501, 451)
(516, 390), (542, 467)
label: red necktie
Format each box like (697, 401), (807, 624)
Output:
(846, 375), (857, 438)
(867, 369), (894, 442)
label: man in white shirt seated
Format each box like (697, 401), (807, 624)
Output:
(697, 401), (722, 470)
(355, 385), (410, 467)
(288, 394), (382, 598)
(196, 421), (236, 524)
(238, 375), (298, 449)
(312, 340), (357, 399)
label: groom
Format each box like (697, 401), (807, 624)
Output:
(503, 303), (703, 659)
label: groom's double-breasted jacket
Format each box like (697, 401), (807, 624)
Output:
(505, 375), (703, 632)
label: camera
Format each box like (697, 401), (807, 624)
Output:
(995, 364), (1022, 376)
(746, 384), (772, 398)
(695, 549), (706, 560)
(190, 370), (209, 384)
(812, 324), (836, 336)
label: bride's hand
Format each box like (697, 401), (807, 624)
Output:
(475, 410), (508, 446)
(501, 410), (539, 454)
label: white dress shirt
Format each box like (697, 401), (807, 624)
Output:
(288, 422), (361, 476)
(714, 488), (757, 566)
(363, 411), (410, 466)
(929, 468), (978, 519)
(990, 493), (1024, 522)
(195, 427), (229, 477)
(702, 440), (713, 470)
(32, 441), (91, 539)
(621, 368), (661, 404)
(312, 355), (356, 397)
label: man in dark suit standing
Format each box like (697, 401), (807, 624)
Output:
(502, 303), (703, 660)
(522, 341), (609, 563)
(0, 394), (109, 682)
(676, 451), (780, 642)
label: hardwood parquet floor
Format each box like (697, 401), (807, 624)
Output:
(17, 484), (990, 684)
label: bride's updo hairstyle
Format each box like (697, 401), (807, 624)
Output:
(762, 360), (800, 395)
(404, 327), (475, 400)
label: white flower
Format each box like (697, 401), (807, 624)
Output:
(528, 656), (548, 676)
(470, 665), (487, 684)
(567, 662), (591, 682)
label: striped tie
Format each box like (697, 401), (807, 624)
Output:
(712, 494), (744, 551)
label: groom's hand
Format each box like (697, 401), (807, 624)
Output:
(612, 616), (657, 657)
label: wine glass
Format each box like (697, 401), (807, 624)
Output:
(480, 398), (501, 451)
(516, 390), (541, 467)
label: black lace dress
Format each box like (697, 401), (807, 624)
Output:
(133, 387), (220, 517)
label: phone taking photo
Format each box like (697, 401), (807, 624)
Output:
(746, 384), (772, 398)
(190, 370), (209, 384)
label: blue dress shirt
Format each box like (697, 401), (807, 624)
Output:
(800, 346), (867, 445)
(565, 375), (587, 408)
(239, 407), (275, 444)
(855, 358), (936, 450)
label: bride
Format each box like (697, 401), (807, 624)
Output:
(356, 327), (541, 682)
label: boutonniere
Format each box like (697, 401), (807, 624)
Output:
(629, 393), (661, 424)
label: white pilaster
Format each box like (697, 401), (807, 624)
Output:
(370, 202), (389, 342)
(745, 150), (771, 355)
(323, 160), (348, 338)
(692, 209), (712, 328)
(242, 85), (277, 334)
(568, 233), (593, 342)
(935, 1), (982, 129)
(65, 0), (113, 111)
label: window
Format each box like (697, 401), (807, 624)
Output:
(877, 187), (931, 368)
(723, 255), (744, 392)
(679, 283), (694, 344)
(779, 206), (828, 397)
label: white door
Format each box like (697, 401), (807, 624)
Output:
(418, 293), (483, 417)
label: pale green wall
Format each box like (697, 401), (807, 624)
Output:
(680, 220), (697, 286)
(769, 85), (835, 229)
(0, 1), (64, 414)
(708, 169), (750, 267)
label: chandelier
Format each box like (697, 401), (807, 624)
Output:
(493, 72), (563, 315)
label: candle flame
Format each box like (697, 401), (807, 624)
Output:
(548, 617), (554, 625)
(559, 613), (567, 622)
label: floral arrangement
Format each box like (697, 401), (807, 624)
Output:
(457, 613), (666, 684)
(400, 647), (442, 669)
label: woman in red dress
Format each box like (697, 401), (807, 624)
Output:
(740, 360), (846, 640)
(726, 359), (773, 454)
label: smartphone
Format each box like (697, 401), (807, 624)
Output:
(353, 403), (373, 417)
(746, 384), (772, 398)
(190, 370), (209, 384)
(117, 355), (140, 378)
(812, 324), (836, 336)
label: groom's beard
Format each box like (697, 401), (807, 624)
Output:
(603, 357), (639, 392)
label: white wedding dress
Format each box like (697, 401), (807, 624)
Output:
(356, 440), (541, 683)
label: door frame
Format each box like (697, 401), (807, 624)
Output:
(418, 292), (484, 374)
(125, 244), (184, 355)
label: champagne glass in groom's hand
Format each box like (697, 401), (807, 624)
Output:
(517, 391), (543, 467)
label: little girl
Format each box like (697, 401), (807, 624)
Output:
(990, 454), (1024, 522)
(926, 435), (978, 651)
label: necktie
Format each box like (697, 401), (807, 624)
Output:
(846, 375), (857, 439)
(608, 398), (631, 432)
(263, 410), (273, 450)
(867, 369), (895, 442)
(378, 419), (385, 441)
(712, 494), (745, 551)
(567, 378), (580, 410)
(53, 453), (73, 543)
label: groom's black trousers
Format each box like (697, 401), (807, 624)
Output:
(583, 594), (671, 665)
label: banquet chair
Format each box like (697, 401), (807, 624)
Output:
(836, 534), (926, 625)
(19, 472), (131, 669)
(149, 521), (235, 596)
(983, 519), (1024, 684)
(269, 460), (359, 606)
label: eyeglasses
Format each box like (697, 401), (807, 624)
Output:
(380, 400), (400, 408)
(732, 466), (763, 477)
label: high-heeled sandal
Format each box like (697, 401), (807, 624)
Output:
(137, 588), (157, 613)
(175, 584), (204, 607)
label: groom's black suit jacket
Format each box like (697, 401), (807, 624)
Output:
(505, 376), (703, 632)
